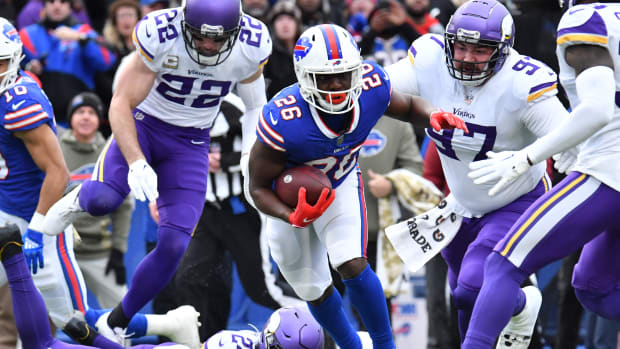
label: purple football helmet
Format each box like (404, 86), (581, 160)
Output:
(258, 306), (324, 349)
(181, 0), (242, 66)
(444, 0), (515, 86)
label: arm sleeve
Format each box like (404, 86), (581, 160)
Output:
(237, 74), (268, 157)
(526, 66), (615, 164)
(385, 57), (419, 96)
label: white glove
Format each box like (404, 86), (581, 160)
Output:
(468, 150), (532, 197)
(127, 159), (159, 202)
(552, 147), (579, 174)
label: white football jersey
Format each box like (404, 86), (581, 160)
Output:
(204, 330), (259, 349)
(556, 3), (620, 192)
(387, 34), (563, 217)
(132, 8), (271, 129)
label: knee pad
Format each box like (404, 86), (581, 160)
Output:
(452, 284), (478, 311)
(81, 181), (126, 216)
(154, 226), (191, 264)
(280, 267), (331, 301)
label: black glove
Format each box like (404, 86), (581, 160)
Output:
(105, 248), (126, 285)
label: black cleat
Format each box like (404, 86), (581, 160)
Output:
(0, 224), (23, 261)
(64, 316), (98, 345)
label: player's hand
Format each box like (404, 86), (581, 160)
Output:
(430, 110), (469, 133)
(105, 248), (126, 285)
(23, 228), (44, 274)
(288, 187), (335, 228)
(552, 147), (579, 174)
(468, 150), (532, 197)
(127, 159), (159, 202)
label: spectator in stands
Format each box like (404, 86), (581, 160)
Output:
(19, 0), (116, 128)
(358, 0), (420, 62)
(60, 92), (134, 309)
(346, 0), (375, 42)
(17, 0), (90, 29)
(263, 0), (302, 99)
(296, 0), (341, 30)
(243, 0), (270, 23)
(140, 0), (168, 15)
(403, 0), (444, 35)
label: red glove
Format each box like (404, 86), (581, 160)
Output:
(288, 187), (335, 228)
(430, 110), (469, 133)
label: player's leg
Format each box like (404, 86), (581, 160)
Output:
(463, 173), (620, 348)
(265, 216), (361, 349)
(0, 225), (94, 349)
(44, 136), (139, 236)
(317, 170), (394, 349)
(572, 227), (620, 320)
(107, 126), (209, 331)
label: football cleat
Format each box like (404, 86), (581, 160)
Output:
(160, 305), (201, 349)
(496, 286), (543, 349)
(42, 184), (84, 236)
(95, 311), (131, 346)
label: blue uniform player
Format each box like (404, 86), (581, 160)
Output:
(248, 23), (467, 349)
(0, 16), (90, 336)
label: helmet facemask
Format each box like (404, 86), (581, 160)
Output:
(443, 0), (515, 87)
(180, 0), (242, 66)
(181, 20), (240, 66)
(444, 29), (509, 86)
(297, 64), (362, 114)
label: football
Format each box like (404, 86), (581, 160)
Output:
(275, 165), (332, 207)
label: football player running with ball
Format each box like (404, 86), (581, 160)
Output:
(248, 23), (467, 349)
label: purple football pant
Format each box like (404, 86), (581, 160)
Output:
(79, 111), (210, 319)
(463, 172), (620, 348)
(441, 176), (549, 340)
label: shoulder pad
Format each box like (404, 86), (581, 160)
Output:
(238, 15), (273, 69)
(408, 34), (445, 68)
(508, 54), (558, 104)
(557, 5), (608, 49)
(132, 8), (182, 70)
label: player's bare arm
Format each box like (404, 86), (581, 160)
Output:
(248, 141), (291, 221)
(385, 90), (469, 132)
(109, 51), (157, 164)
(565, 44), (613, 74)
(14, 124), (69, 214)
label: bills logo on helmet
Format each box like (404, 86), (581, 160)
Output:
(360, 130), (387, 157)
(294, 36), (313, 62)
(2, 22), (18, 42)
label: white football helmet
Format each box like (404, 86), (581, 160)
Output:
(293, 24), (362, 114)
(0, 18), (23, 94)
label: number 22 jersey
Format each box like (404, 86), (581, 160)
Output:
(132, 8), (272, 129)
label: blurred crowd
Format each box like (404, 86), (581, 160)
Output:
(0, 0), (617, 348)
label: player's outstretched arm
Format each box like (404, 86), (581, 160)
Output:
(510, 45), (615, 169)
(109, 51), (156, 165)
(384, 90), (468, 132)
(248, 141), (292, 222)
(15, 125), (69, 215)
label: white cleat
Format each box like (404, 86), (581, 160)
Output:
(95, 311), (132, 347)
(161, 305), (202, 349)
(43, 184), (84, 236)
(496, 286), (543, 349)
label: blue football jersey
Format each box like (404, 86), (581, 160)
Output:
(257, 61), (392, 188)
(0, 72), (56, 221)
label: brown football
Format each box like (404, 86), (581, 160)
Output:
(275, 165), (332, 207)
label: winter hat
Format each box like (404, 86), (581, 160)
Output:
(67, 92), (104, 123)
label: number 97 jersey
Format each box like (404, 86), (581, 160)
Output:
(132, 8), (271, 129)
(388, 34), (561, 217)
